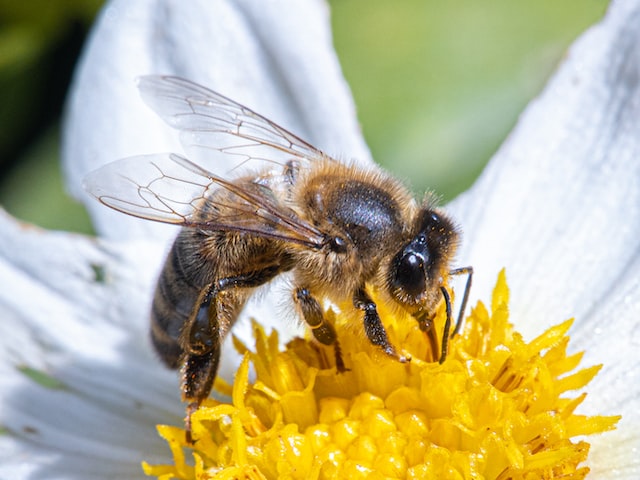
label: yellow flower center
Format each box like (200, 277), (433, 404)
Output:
(143, 270), (620, 479)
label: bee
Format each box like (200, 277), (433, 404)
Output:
(84, 76), (473, 441)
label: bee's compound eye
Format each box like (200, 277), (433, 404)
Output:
(404, 252), (423, 270)
(393, 251), (427, 298)
(329, 236), (348, 253)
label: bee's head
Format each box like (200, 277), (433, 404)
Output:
(387, 208), (459, 309)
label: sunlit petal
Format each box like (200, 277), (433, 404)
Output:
(0, 210), (177, 478)
(449, 1), (640, 476)
(3, 0), (366, 478)
(63, 0), (370, 242)
(1, 0), (637, 478)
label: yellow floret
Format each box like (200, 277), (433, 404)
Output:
(143, 270), (620, 479)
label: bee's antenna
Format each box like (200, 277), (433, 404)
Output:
(439, 265), (474, 364)
(439, 286), (452, 364)
(449, 266), (474, 337)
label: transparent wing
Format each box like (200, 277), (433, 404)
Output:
(136, 75), (335, 173)
(83, 153), (326, 248)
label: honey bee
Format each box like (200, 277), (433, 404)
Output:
(84, 76), (473, 441)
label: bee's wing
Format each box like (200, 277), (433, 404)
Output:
(137, 75), (335, 172)
(83, 153), (326, 248)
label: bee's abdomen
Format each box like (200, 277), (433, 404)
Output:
(150, 231), (213, 369)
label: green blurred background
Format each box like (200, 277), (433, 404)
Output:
(0, 0), (607, 235)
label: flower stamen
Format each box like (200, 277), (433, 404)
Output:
(143, 270), (620, 479)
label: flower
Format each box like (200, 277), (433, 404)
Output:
(143, 272), (620, 479)
(0, 0), (638, 479)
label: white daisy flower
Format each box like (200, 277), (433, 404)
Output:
(0, 0), (637, 478)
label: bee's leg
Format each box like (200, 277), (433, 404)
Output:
(294, 287), (347, 372)
(415, 310), (439, 363)
(183, 264), (284, 360)
(180, 283), (221, 443)
(215, 264), (282, 292)
(183, 350), (218, 443)
(184, 285), (218, 356)
(182, 264), (283, 443)
(414, 287), (455, 364)
(353, 288), (410, 363)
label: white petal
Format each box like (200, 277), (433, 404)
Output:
(0, 208), (286, 478)
(63, 0), (370, 242)
(3, 1), (363, 477)
(581, 261), (639, 478)
(0, 210), (180, 478)
(449, 0), (640, 476)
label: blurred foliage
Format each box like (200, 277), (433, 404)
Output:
(0, 0), (607, 233)
(0, 0), (100, 157)
(0, 0), (101, 232)
(330, 0), (607, 197)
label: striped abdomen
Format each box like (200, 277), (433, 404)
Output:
(150, 229), (216, 368)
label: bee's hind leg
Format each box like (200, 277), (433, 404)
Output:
(181, 264), (285, 442)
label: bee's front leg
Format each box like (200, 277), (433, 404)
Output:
(353, 288), (410, 363)
(415, 309), (439, 363)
